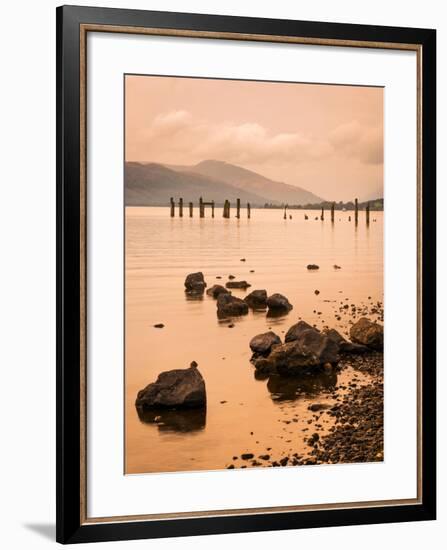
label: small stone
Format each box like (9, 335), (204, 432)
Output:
(307, 264), (319, 270)
(241, 453), (254, 460)
(153, 323), (164, 328)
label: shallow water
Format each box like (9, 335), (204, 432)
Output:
(125, 207), (383, 474)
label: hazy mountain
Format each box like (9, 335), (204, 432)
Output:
(170, 160), (324, 205)
(125, 162), (269, 206)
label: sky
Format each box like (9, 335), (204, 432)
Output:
(125, 75), (383, 202)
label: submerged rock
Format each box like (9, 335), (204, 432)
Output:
(307, 264), (319, 270)
(216, 293), (249, 318)
(266, 293), (293, 313)
(184, 272), (206, 295)
(244, 289), (268, 309)
(308, 403), (332, 412)
(135, 362), (206, 409)
(206, 284), (229, 298)
(350, 318), (384, 351)
(225, 280), (251, 289)
(249, 331), (281, 356)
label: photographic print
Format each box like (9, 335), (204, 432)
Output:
(124, 75), (384, 475)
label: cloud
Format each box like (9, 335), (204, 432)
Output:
(140, 111), (382, 168)
(329, 121), (383, 165)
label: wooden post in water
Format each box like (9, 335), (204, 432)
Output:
(331, 202), (335, 223)
(321, 207), (324, 221)
(223, 200), (230, 218)
(199, 197), (204, 218)
(283, 204), (288, 220)
(170, 197), (175, 217)
(189, 202), (193, 217)
(247, 202), (251, 219)
(211, 201), (215, 218)
(354, 198), (359, 225)
(236, 198), (241, 219)
(179, 197), (183, 217)
(366, 202), (370, 225)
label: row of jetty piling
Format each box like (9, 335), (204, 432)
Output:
(170, 197), (371, 224)
(170, 197), (250, 219)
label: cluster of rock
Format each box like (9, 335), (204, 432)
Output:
(184, 272), (293, 319)
(249, 318), (383, 376)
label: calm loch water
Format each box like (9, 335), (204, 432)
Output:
(125, 207), (383, 474)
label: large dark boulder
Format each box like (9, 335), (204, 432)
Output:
(244, 289), (268, 309)
(324, 328), (369, 354)
(350, 318), (383, 351)
(249, 331), (281, 356)
(135, 363), (206, 409)
(216, 293), (249, 318)
(266, 293), (293, 312)
(285, 320), (317, 342)
(206, 284), (229, 298)
(184, 272), (206, 295)
(225, 280), (251, 289)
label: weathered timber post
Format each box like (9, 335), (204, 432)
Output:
(354, 198), (359, 225)
(247, 202), (251, 219)
(331, 202), (335, 223)
(199, 197), (204, 218)
(223, 200), (230, 218)
(366, 202), (370, 225)
(283, 204), (288, 220)
(211, 201), (215, 218)
(179, 197), (183, 217)
(189, 202), (193, 217)
(236, 198), (241, 219)
(321, 207), (324, 221)
(170, 197), (175, 217)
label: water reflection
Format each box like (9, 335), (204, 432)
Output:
(184, 292), (204, 301)
(266, 371), (338, 402)
(266, 308), (291, 318)
(136, 407), (207, 433)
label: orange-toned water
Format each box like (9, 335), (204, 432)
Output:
(125, 207), (383, 474)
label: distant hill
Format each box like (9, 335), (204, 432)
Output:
(170, 160), (324, 205)
(125, 162), (269, 206)
(125, 160), (324, 207)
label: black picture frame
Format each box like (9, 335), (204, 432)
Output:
(56, 4), (436, 544)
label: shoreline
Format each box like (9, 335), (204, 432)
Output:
(226, 351), (383, 469)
